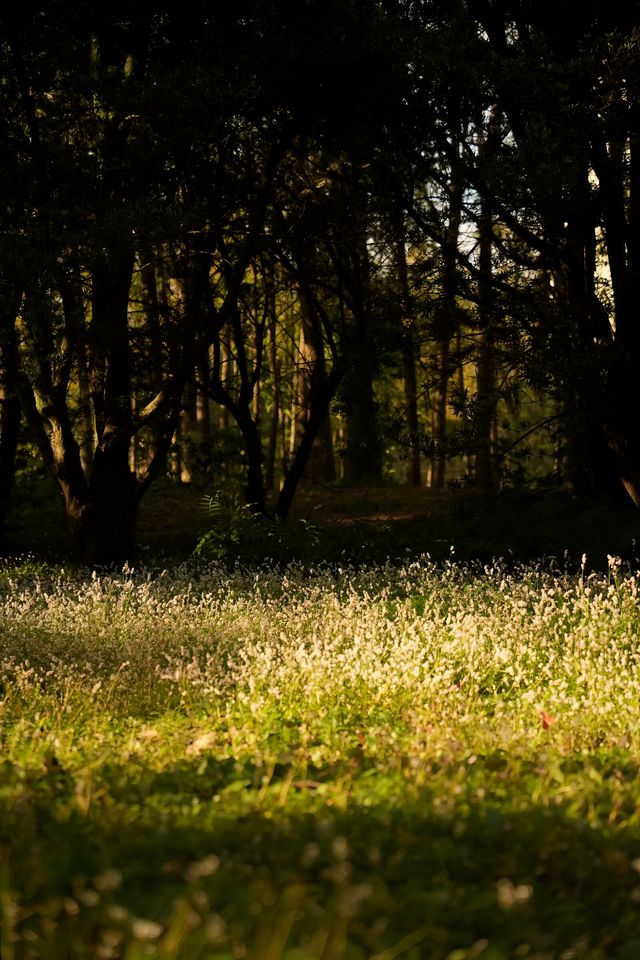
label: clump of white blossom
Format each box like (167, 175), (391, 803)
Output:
(1, 555), (639, 756)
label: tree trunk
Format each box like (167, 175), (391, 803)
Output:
(274, 365), (342, 521)
(475, 109), (500, 492)
(343, 364), (381, 483)
(342, 241), (382, 486)
(179, 379), (197, 483)
(403, 339), (421, 487)
(431, 340), (449, 489)
(54, 246), (138, 564)
(139, 250), (167, 473)
(0, 321), (21, 538)
(340, 198), (382, 485)
(265, 303), (281, 492)
(236, 407), (267, 514)
(0, 394), (20, 538)
(432, 166), (464, 489)
(591, 132), (640, 505)
(79, 443), (139, 566)
(298, 287), (336, 485)
(395, 215), (421, 486)
(77, 346), (95, 480)
(475, 324), (496, 490)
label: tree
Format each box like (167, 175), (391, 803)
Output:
(459, 2), (640, 501)
(0, 291), (21, 539)
(0, 4), (239, 562)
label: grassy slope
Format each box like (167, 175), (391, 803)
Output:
(1, 560), (640, 958)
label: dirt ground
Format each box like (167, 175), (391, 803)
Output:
(288, 483), (454, 523)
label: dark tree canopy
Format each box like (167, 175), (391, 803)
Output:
(1, 1), (639, 562)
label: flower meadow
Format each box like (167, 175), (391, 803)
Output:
(2, 557), (640, 959)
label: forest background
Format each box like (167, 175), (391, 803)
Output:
(5, 7), (640, 959)
(2, 0), (640, 566)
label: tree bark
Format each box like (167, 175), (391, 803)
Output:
(342, 238), (382, 485)
(395, 212), (421, 486)
(274, 365), (342, 521)
(0, 308), (21, 538)
(432, 165), (464, 488)
(475, 109), (500, 492)
(265, 298), (281, 492)
(80, 441), (138, 566)
(297, 286), (336, 484)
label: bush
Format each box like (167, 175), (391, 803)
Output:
(194, 488), (321, 566)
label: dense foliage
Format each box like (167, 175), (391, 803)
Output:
(1, 3), (639, 562)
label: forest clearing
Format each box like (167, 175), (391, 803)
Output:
(2, 3), (640, 957)
(2, 557), (640, 959)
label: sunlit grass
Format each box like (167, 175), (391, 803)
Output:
(1, 556), (640, 958)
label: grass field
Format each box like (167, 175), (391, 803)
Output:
(2, 555), (640, 958)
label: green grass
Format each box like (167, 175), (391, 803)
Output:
(2, 557), (640, 958)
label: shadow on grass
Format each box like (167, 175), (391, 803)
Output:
(3, 751), (640, 958)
